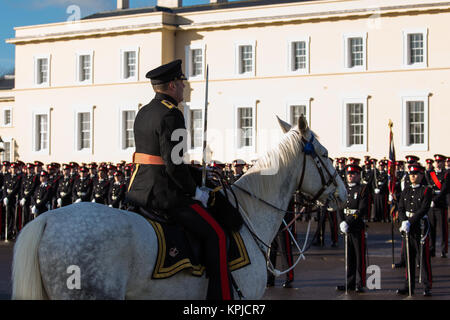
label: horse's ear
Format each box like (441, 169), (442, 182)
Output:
(298, 114), (309, 135)
(276, 116), (291, 133)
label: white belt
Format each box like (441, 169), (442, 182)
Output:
(434, 190), (441, 194)
(406, 211), (414, 218)
(344, 208), (357, 215)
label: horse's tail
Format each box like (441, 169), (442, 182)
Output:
(12, 214), (49, 300)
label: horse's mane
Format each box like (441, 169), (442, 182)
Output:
(234, 128), (305, 199)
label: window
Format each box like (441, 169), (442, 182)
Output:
(183, 103), (204, 152)
(290, 105), (306, 126)
(32, 108), (51, 154)
(34, 55), (50, 87)
(0, 138), (12, 162)
(2, 107), (12, 127)
(120, 109), (136, 150)
(286, 99), (311, 127)
(239, 108), (253, 148)
(185, 44), (205, 80)
(288, 37), (310, 74)
(403, 29), (428, 68)
(76, 51), (93, 84)
(74, 107), (93, 153)
(121, 48), (139, 81)
(342, 97), (368, 152)
(401, 94), (429, 151)
(235, 41), (256, 77)
(343, 33), (367, 71)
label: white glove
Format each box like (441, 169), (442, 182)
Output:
(32, 206), (38, 215)
(91, 199), (96, 203)
(430, 201), (435, 208)
(388, 194), (393, 202)
(374, 188), (380, 194)
(57, 198), (62, 207)
(340, 221), (349, 234)
(20, 198), (26, 206)
(75, 198), (82, 203)
(3, 198), (8, 206)
(108, 205), (113, 208)
(399, 220), (410, 233)
(193, 187), (210, 208)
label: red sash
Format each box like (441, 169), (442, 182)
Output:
(430, 171), (442, 190)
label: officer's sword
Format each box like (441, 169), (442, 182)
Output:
(419, 219), (424, 284)
(405, 231), (412, 296)
(201, 64), (209, 187)
(5, 203), (8, 242)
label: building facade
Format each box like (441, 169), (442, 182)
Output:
(1, 0), (449, 164)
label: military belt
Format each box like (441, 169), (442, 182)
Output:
(133, 152), (165, 165)
(344, 208), (357, 215)
(406, 211), (414, 218)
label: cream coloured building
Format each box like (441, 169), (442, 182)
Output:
(1, 0), (449, 165)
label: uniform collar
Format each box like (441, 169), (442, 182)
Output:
(155, 92), (178, 107)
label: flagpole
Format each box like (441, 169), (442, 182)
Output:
(388, 119), (396, 269)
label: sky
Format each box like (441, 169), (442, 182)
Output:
(0, 0), (241, 76)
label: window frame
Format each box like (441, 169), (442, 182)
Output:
(287, 36), (310, 75)
(343, 32), (367, 72)
(185, 43), (206, 81)
(285, 98), (311, 127)
(120, 47), (139, 82)
(234, 40), (256, 78)
(33, 54), (51, 87)
(183, 102), (205, 154)
(233, 100), (257, 153)
(341, 96), (368, 152)
(1, 106), (12, 127)
(31, 107), (51, 155)
(401, 93), (430, 151)
(73, 106), (94, 154)
(0, 136), (13, 162)
(402, 28), (428, 69)
(118, 105), (139, 152)
(75, 50), (94, 85)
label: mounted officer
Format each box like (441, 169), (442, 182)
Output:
(126, 59), (233, 300)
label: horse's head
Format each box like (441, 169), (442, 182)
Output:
(277, 115), (347, 211)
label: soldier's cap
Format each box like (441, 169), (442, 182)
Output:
(425, 158), (434, 164)
(62, 164), (72, 170)
(434, 154), (446, 162)
(364, 160), (370, 165)
(17, 160), (25, 166)
(79, 166), (88, 173)
(10, 163), (18, 168)
(88, 162), (98, 169)
(47, 164), (54, 170)
(114, 170), (124, 176)
(124, 165), (132, 171)
(26, 163), (35, 169)
(51, 162), (60, 168)
(348, 157), (360, 164)
(408, 164), (424, 174)
(145, 59), (187, 85)
(70, 162), (79, 168)
(345, 164), (362, 173)
(379, 159), (387, 166)
(34, 161), (44, 166)
(98, 166), (107, 172)
(233, 159), (246, 166)
(370, 158), (378, 163)
(395, 161), (405, 166)
(107, 164), (116, 171)
(2, 161), (10, 166)
(210, 160), (225, 168)
(405, 155), (419, 163)
(40, 170), (49, 177)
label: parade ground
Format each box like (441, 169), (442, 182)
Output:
(0, 220), (449, 301)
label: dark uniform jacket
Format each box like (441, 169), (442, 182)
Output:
(374, 170), (388, 194)
(92, 179), (111, 205)
(339, 182), (368, 232)
(72, 177), (93, 202)
(429, 170), (449, 209)
(109, 182), (126, 209)
(3, 173), (22, 203)
(32, 182), (53, 214)
(398, 184), (432, 233)
(56, 176), (75, 206)
(20, 174), (38, 204)
(127, 93), (197, 211)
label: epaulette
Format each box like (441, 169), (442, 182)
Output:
(161, 100), (176, 109)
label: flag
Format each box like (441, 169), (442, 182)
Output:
(388, 120), (396, 220)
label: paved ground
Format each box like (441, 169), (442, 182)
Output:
(1, 220), (449, 300)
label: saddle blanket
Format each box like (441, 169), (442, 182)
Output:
(147, 219), (251, 279)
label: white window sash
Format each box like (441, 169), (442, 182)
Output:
(185, 44), (205, 81)
(287, 37), (310, 75)
(73, 106), (94, 153)
(341, 96), (368, 152)
(32, 108), (51, 155)
(401, 94), (429, 151)
(2, 107), (12, 127)
(76, 51), (94, 84)
(234, 41), (256, 77)
(343, 33), (367, 72)
(120, 47), (139, 82)
(34, 55), (51, 87)
(183, 103), (205, 153)
(402, 28), (428, 69)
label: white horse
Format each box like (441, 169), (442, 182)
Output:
(12, 115), (347, 300)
